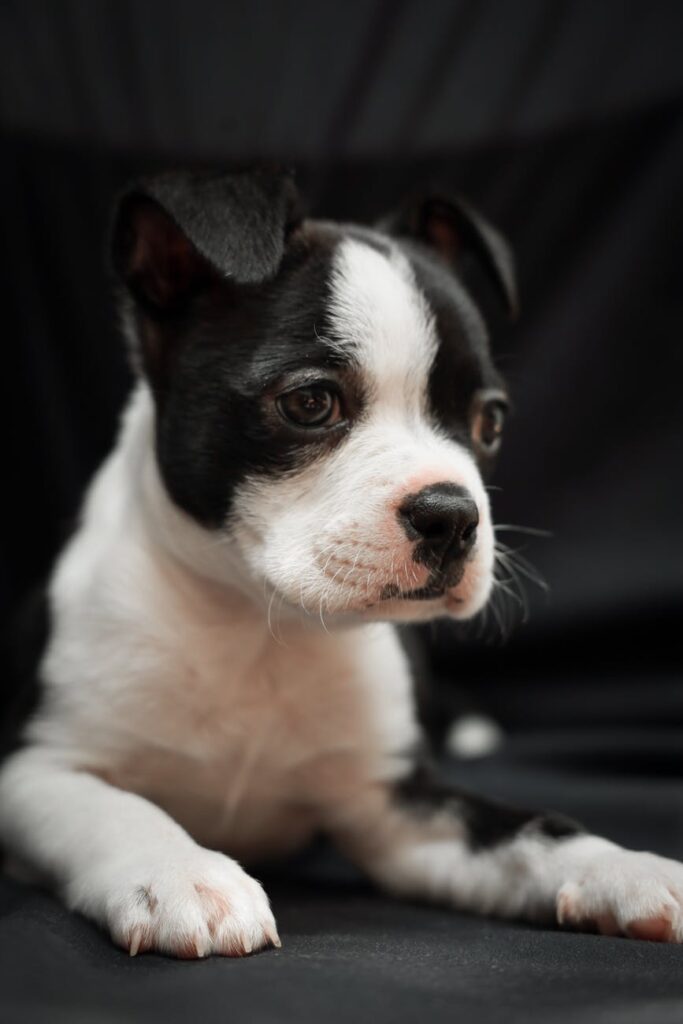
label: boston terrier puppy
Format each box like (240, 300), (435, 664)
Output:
(2, 169), (682, 958)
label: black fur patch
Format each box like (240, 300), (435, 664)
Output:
(121, 220), (370, 528)
(394, 761), (583, 851)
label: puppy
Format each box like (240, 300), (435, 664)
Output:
(2, 169), (682, 958)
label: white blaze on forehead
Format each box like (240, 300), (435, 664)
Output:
(327, 238), (437, 408)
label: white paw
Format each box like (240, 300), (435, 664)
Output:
(557, 848), (683, 942)
(75, 848), (280, 959)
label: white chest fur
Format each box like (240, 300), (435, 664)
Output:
(30, 387), (420, 862)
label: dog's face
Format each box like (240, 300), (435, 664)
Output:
(113, 171), (516, 624)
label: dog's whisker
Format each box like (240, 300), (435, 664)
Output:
(266, 590), (278, 644)
(364, 569), (372, 602)
(493, 524), (552, 538)
(321, 546), (339, 576)
(497, 546), (549, 593)
(339, 549), (364, 607)
(495, 540), (549, 592)
(493, 578), (524, 609)
(491, 546), (533, 631)
(319, 560), (350, 622)
(487, 587), (505, 638)
(494, 582), (526, 630)
(275, 590), (288, 645)
(494, 554), (529, 623)
(498, 581), (518, 640)
(496, 570), (527, 618)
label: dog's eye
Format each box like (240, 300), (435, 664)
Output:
(472, 393), (508, 455)
(277, 386), (342, 429)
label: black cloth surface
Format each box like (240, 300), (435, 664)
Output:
(1, 3), (683, 1022)
(3, 731), (683, 1024)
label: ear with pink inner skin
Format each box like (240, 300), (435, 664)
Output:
(380, 192), (518, 319)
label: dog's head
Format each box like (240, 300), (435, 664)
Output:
(112, 169), (516, 624)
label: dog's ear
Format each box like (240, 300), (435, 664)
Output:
(380, 193), (518, 318)
(111, 168), (302, 311)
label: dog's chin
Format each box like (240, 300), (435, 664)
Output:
(264, 568), (493, 628)
(358, 594), (450, 624)
(360, 560), (494, 624)
(359, 583), (491, 624)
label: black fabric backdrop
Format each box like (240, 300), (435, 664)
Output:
(1, 2), (683, 1022)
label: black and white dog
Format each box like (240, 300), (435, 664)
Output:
(2, 169), (682, 958)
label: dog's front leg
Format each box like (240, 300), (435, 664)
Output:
(329, 763), (683, 941)
(0, 747), (279, 957)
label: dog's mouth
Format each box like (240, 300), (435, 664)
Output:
(380, 558), (467, 603)
(379, 577), (464, 604)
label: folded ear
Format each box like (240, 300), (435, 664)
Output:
(111, 168), (302, 311)
(380, 193), (518, 319)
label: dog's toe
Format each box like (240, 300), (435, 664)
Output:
(626, 914), (676, 942)
(556, 850), (683, 943)
(104, 849), (279, 959)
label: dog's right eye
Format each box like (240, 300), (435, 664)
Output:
(276, 386), (343, 429)
(470, 389), (509, 456)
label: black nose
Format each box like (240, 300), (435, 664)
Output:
(399, 483), (479, 567)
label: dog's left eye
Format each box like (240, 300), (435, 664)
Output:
(277, 386), (343, 429)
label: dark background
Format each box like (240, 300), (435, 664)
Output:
(1, 3), (683, 1021)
